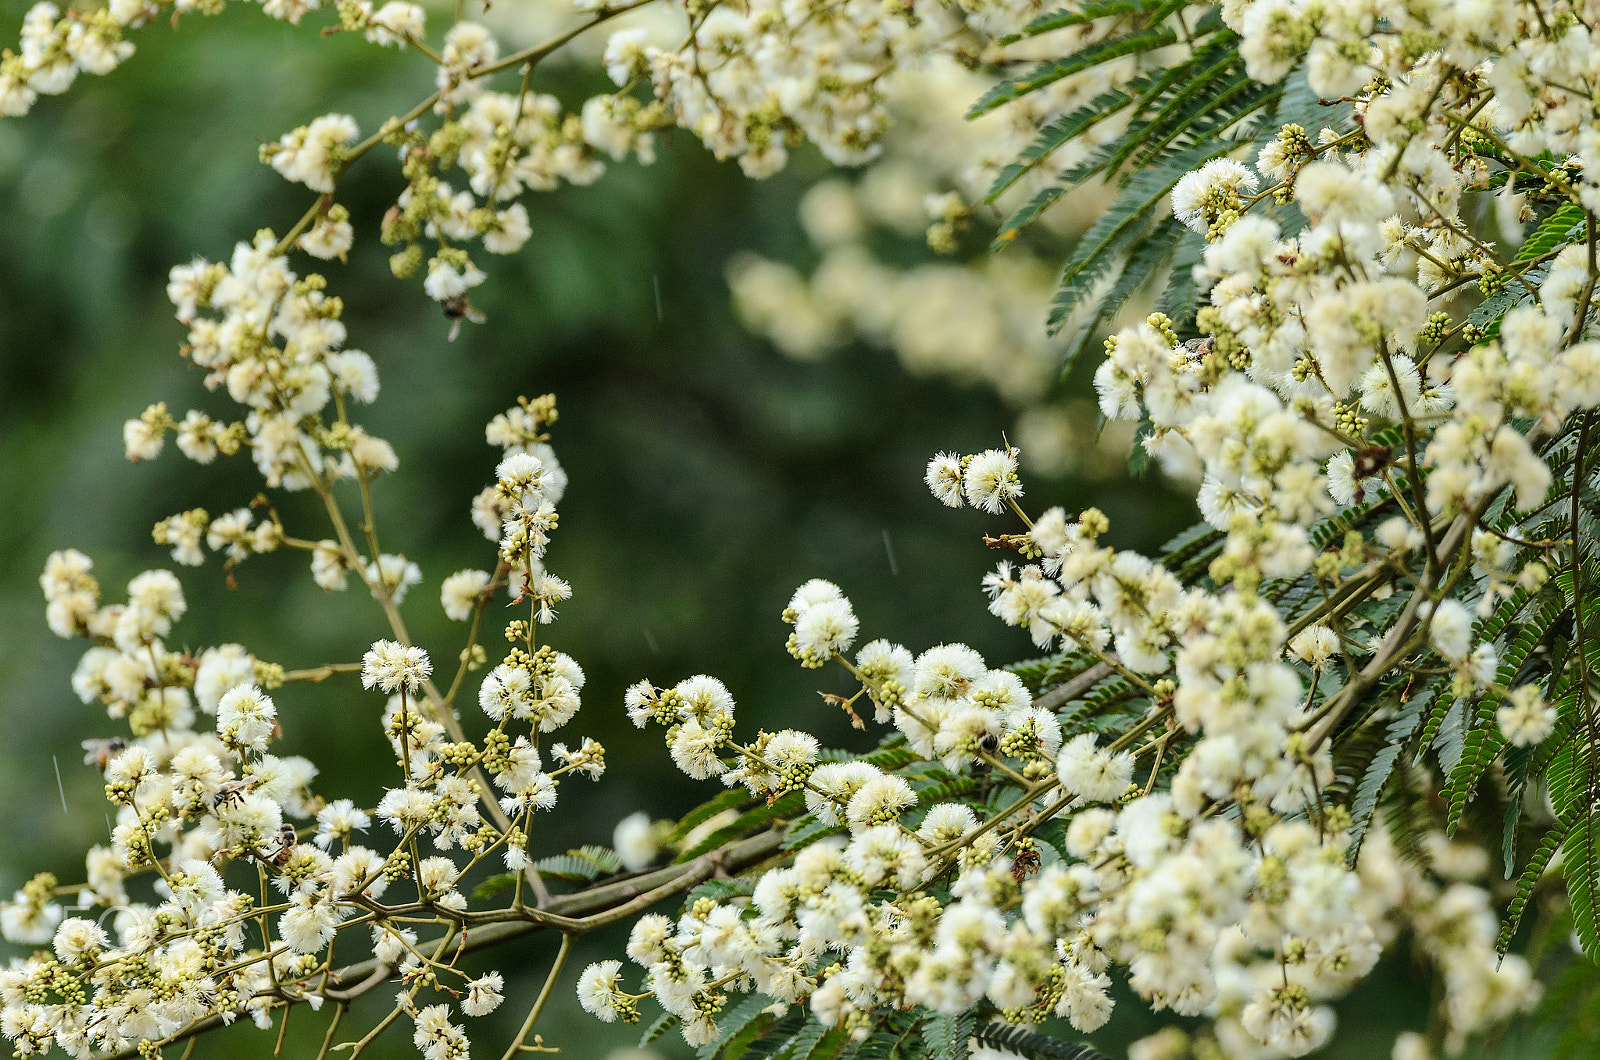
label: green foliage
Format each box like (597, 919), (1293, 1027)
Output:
(781, 813), (846, 852)
(967, 25), (1181, 119)
(1065, 217), (1185, 377)
(1157, 520), (1224, 581)
(671, 788), (755, 846)
(1378, 757), (1434, 869)
(472, 872), (518, 901)
(970, 1024), (1113, 1060)
(921, 1011), (976, 1060)
(1007, 649), (1095, 691)
(1498, 820), (1569, 955)
(1566, 808), (1600, 963)
(1443, 592), (1568, 835)
(767, 1019), (851, 1060)
(641, 1011), (683, 1047)
(977, 2), (1340, 356)
(677, 791), (807, 862)
(1345, 683), (1429, 858)
(1044, 136), (1246, 344)
(685, 878), (757, 905)
(853, 1012), (927, 1060)
(1514, 203), (1586, 263)
(1000, 0), (1166, 43)
(530, 845), (623, 881)
(989, 88), (1139, 221)
(702, 995), (782, 1060)
(1156, 227), (1208, 333)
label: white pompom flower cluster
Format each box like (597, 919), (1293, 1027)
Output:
(784, 579), (860, 668)
(925, 447), (1023, 515)
(591, 382), (1555, 1058)
(14, 224), (616, 1058)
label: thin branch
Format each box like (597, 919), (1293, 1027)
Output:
(99, 830), (786, 1060)
(497, 934), (572, 1060)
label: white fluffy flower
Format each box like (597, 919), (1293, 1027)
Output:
(577, 960), (626, 1021)
(1171, 158), (1258, 233)
(793, 597), (858, 660)
(279, 894), (340, 954)
(925, 451), (965, 506)
(1427, 599), (1473, 663)
(217, 684), (277, 752)
(613, 812), (658, 873)
(1496, 685), (1555, 746)
(462, 972), (505, 1016)
(440, 568), (491, 621)
(1057, 733), (1133, 803)
(962, 447), (1022, 514)
(361, 639), (432, 693)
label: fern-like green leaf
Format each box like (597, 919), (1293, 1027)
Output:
(783, 814), (845, 852)
(1157, 227), (1208, 330)
(670, 788), (753, 845)
(907, 776), (983, 805)
(845, 1011), (923, 1060)
(769, 1019), (846, 1060)
(738, 1009), (810, 1060)
(1467, 282), (1539, 345)
(967, 26), (1180, 118)
(1045, 138), (1239, 334)
(1012, 649), (1095, 692)
(677, 791), (805, 862)
(1272, 62), (1354, 140)
(1060, 215), (1183, 379)
(1526, 686), (1584, 783)
(1412, 680), (1462, 761)
(530, 845), (624, 881)
(1380, 758), (1431, 868)
(922, 1011), (975, 1060)
(1104, 48), (1245, 175)
(1067, 31), (1235, 181)
(971, 1023), (1113, 1060)
(1057, 674), (1145, 732)
(993, 184), (1070, 252)
(471, 872), (516, 902)
(823, 737), (917, 772)
(685, 877), (756, 906)
(1566, 808), (1600, 961)
(1443, 594), (1567, 834)
(1348, 688), (1429, 857)
(641, 1012), (681, 1047)
(701, 994), (778, 1060)
(1499, 821), (1571, 956)
(1514, 202), (1585, 263)
(1001, 0), (1162, 43)
(1122, 78), (1279, 177)
(1159, 520), (1223, 566)
(988, 87), (1138, 206)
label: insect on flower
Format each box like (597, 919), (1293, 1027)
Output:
(442, 295), (486, 342)
(81, 737), (127, 772)
(1176, 336), (1213, 363)
(267, 822), (298, 867)
(213, 778), (260, 810)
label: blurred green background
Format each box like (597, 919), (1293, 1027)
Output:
(0, 4), (1501, 1059)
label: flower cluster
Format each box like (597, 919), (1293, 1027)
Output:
(584, 422), (1552, 1057)
(8, 237), (616, 1058)
(10, 0), (1600, 1058)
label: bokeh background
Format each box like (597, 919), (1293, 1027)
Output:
(0, 3), (1536, 1058)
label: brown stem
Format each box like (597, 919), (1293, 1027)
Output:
(98, 830), (786, 1060)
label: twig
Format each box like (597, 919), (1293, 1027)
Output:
(497, 934), (572, 1060)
